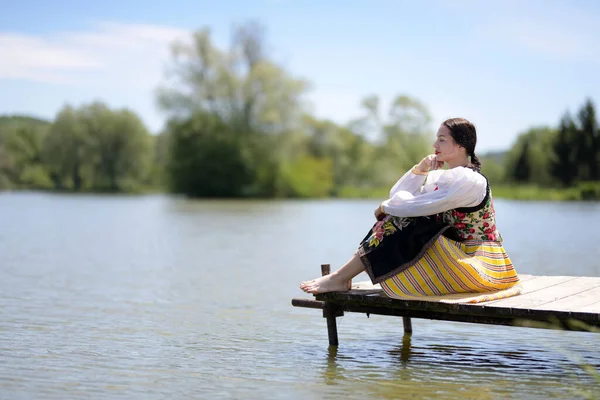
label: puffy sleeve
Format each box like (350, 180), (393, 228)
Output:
(388, 165), (429, 197)
(381, 167), (487, 217)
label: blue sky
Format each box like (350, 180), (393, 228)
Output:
(1, 0), (599, 152)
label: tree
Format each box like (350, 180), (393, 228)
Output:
(349, 94), (433, 188)
(79, 103), (152, 192)
(149, 130), (171, 189)
(387, 95), (432, 134)
(513, 140), (531, 183)
(43, 105), (90, 190)
(156, 21), (310, 197)
(479, 153), (506, 185)
(301, 115), (359, 195)
(44, 102), (152, 192)
(0, 145), (11, 189)
(281, 154), (333, 198)
(0, 116), (52, 189)
(575, 98), (598, 181)
(551, 113), (578, 187)
(166, 112), (251, 197)
(503, 126), (557, 186)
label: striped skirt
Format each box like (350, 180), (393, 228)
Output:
(380, 235), (521, 303)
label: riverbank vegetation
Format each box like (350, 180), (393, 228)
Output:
(1, 22), (599, 201)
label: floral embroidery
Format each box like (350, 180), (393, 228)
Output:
(439, 190), (503, 242)
(364, 215), (414, 248)
(391, 216), (412, 231)
(367, 218), (397, 247)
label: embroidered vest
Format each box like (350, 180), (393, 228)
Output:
(435, 180), (503, 242)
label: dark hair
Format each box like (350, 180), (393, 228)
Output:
(442, 117), (481, 172)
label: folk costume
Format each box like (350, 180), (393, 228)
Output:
(357, 165), (521, 304)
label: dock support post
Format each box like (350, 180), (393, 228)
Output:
(402, 317), (413, 334)
(321, 264), (343, 346)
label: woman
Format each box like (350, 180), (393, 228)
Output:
(300, 117), (521, 303)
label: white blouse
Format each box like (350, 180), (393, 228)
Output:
(381, 166), (487, 218)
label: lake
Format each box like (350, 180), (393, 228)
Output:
(1, 192), (599, 399)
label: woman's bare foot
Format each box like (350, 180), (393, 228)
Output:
(300, 274), (351, 294)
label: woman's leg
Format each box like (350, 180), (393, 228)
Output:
(300, 252), (366, 294)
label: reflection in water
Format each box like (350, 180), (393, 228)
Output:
(395, 334), (413, 365)
(1, 193), (599, 399)
(320, 329), (599, 399)
(324, 346), (342, 385)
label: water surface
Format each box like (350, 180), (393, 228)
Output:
(1, 192), (599, 399)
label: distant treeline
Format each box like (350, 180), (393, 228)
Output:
(497, 98), (600, 200)
(1, 22), (599, 200)
(0, 107), (153, 193)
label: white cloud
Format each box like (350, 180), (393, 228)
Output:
(0, 22), (193, 131)
(492, 18), (600, 61)
(0, 22), (191, 86)
(443, 0), (600, 62)
(0, 34), (100, 83)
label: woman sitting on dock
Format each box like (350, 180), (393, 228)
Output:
(300, 117), (522, 303)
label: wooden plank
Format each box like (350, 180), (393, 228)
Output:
(514, 274), (538, 283)
(351, 280), (381, 290)
(303, 274), (600, 328)
(506, 275), (578, 296)
(354, 289), (384, 296)
(295, 269), (600, 348)
(292, 298), (324, 309)
(315, 288), (590, 324)
(483, 275), (578, 307)
(580, 300), (600, 313)
(532, 285), (600, 312)
(291, 297), (600, 331)
(485, 277), (600, 309)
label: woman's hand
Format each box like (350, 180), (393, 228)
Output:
(415, 154), (444, 173)
(374, 203), (386, 221)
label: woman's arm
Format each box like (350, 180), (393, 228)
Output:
(389, 154), (445, 197)
(388, 165), (429, 197)
(381, 167), (487, 217)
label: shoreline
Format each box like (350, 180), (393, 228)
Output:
(2, 183), (600, 202)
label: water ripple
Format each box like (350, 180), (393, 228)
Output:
(1, 194), (599, 399)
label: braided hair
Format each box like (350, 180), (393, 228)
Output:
(442, 117), (481, 172)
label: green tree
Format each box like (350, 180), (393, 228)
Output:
(149, 130), (171, 190)
(43, 105), (90, 190)
(0, 116), (52, 189)
(79, 103), (152, 192)
(0, 148), (11, 189)
(504, 126), (557, 186)
(479, 152), (506, 185)
(575, 98), (598, 181)
(349, 94), (433, 188)
(281, 154), (333, 198)
(551, 113), (578, 187)
(513, 140), (531, 183)
(526, 127), (558, 186)
(301, 115), (368, 195)
(43, 103), (152, 192)
(156, 21), (310, 197)
(166, 112), (251, 197)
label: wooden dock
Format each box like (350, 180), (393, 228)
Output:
(292, 265), (600, 345)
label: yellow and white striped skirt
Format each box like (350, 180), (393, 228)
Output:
(380, 235), (522, 304)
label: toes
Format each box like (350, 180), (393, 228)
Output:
(306, 287), (318, 294)
(300, 279), (317, 289)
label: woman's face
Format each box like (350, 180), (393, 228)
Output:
(433, 124), (463, 162)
